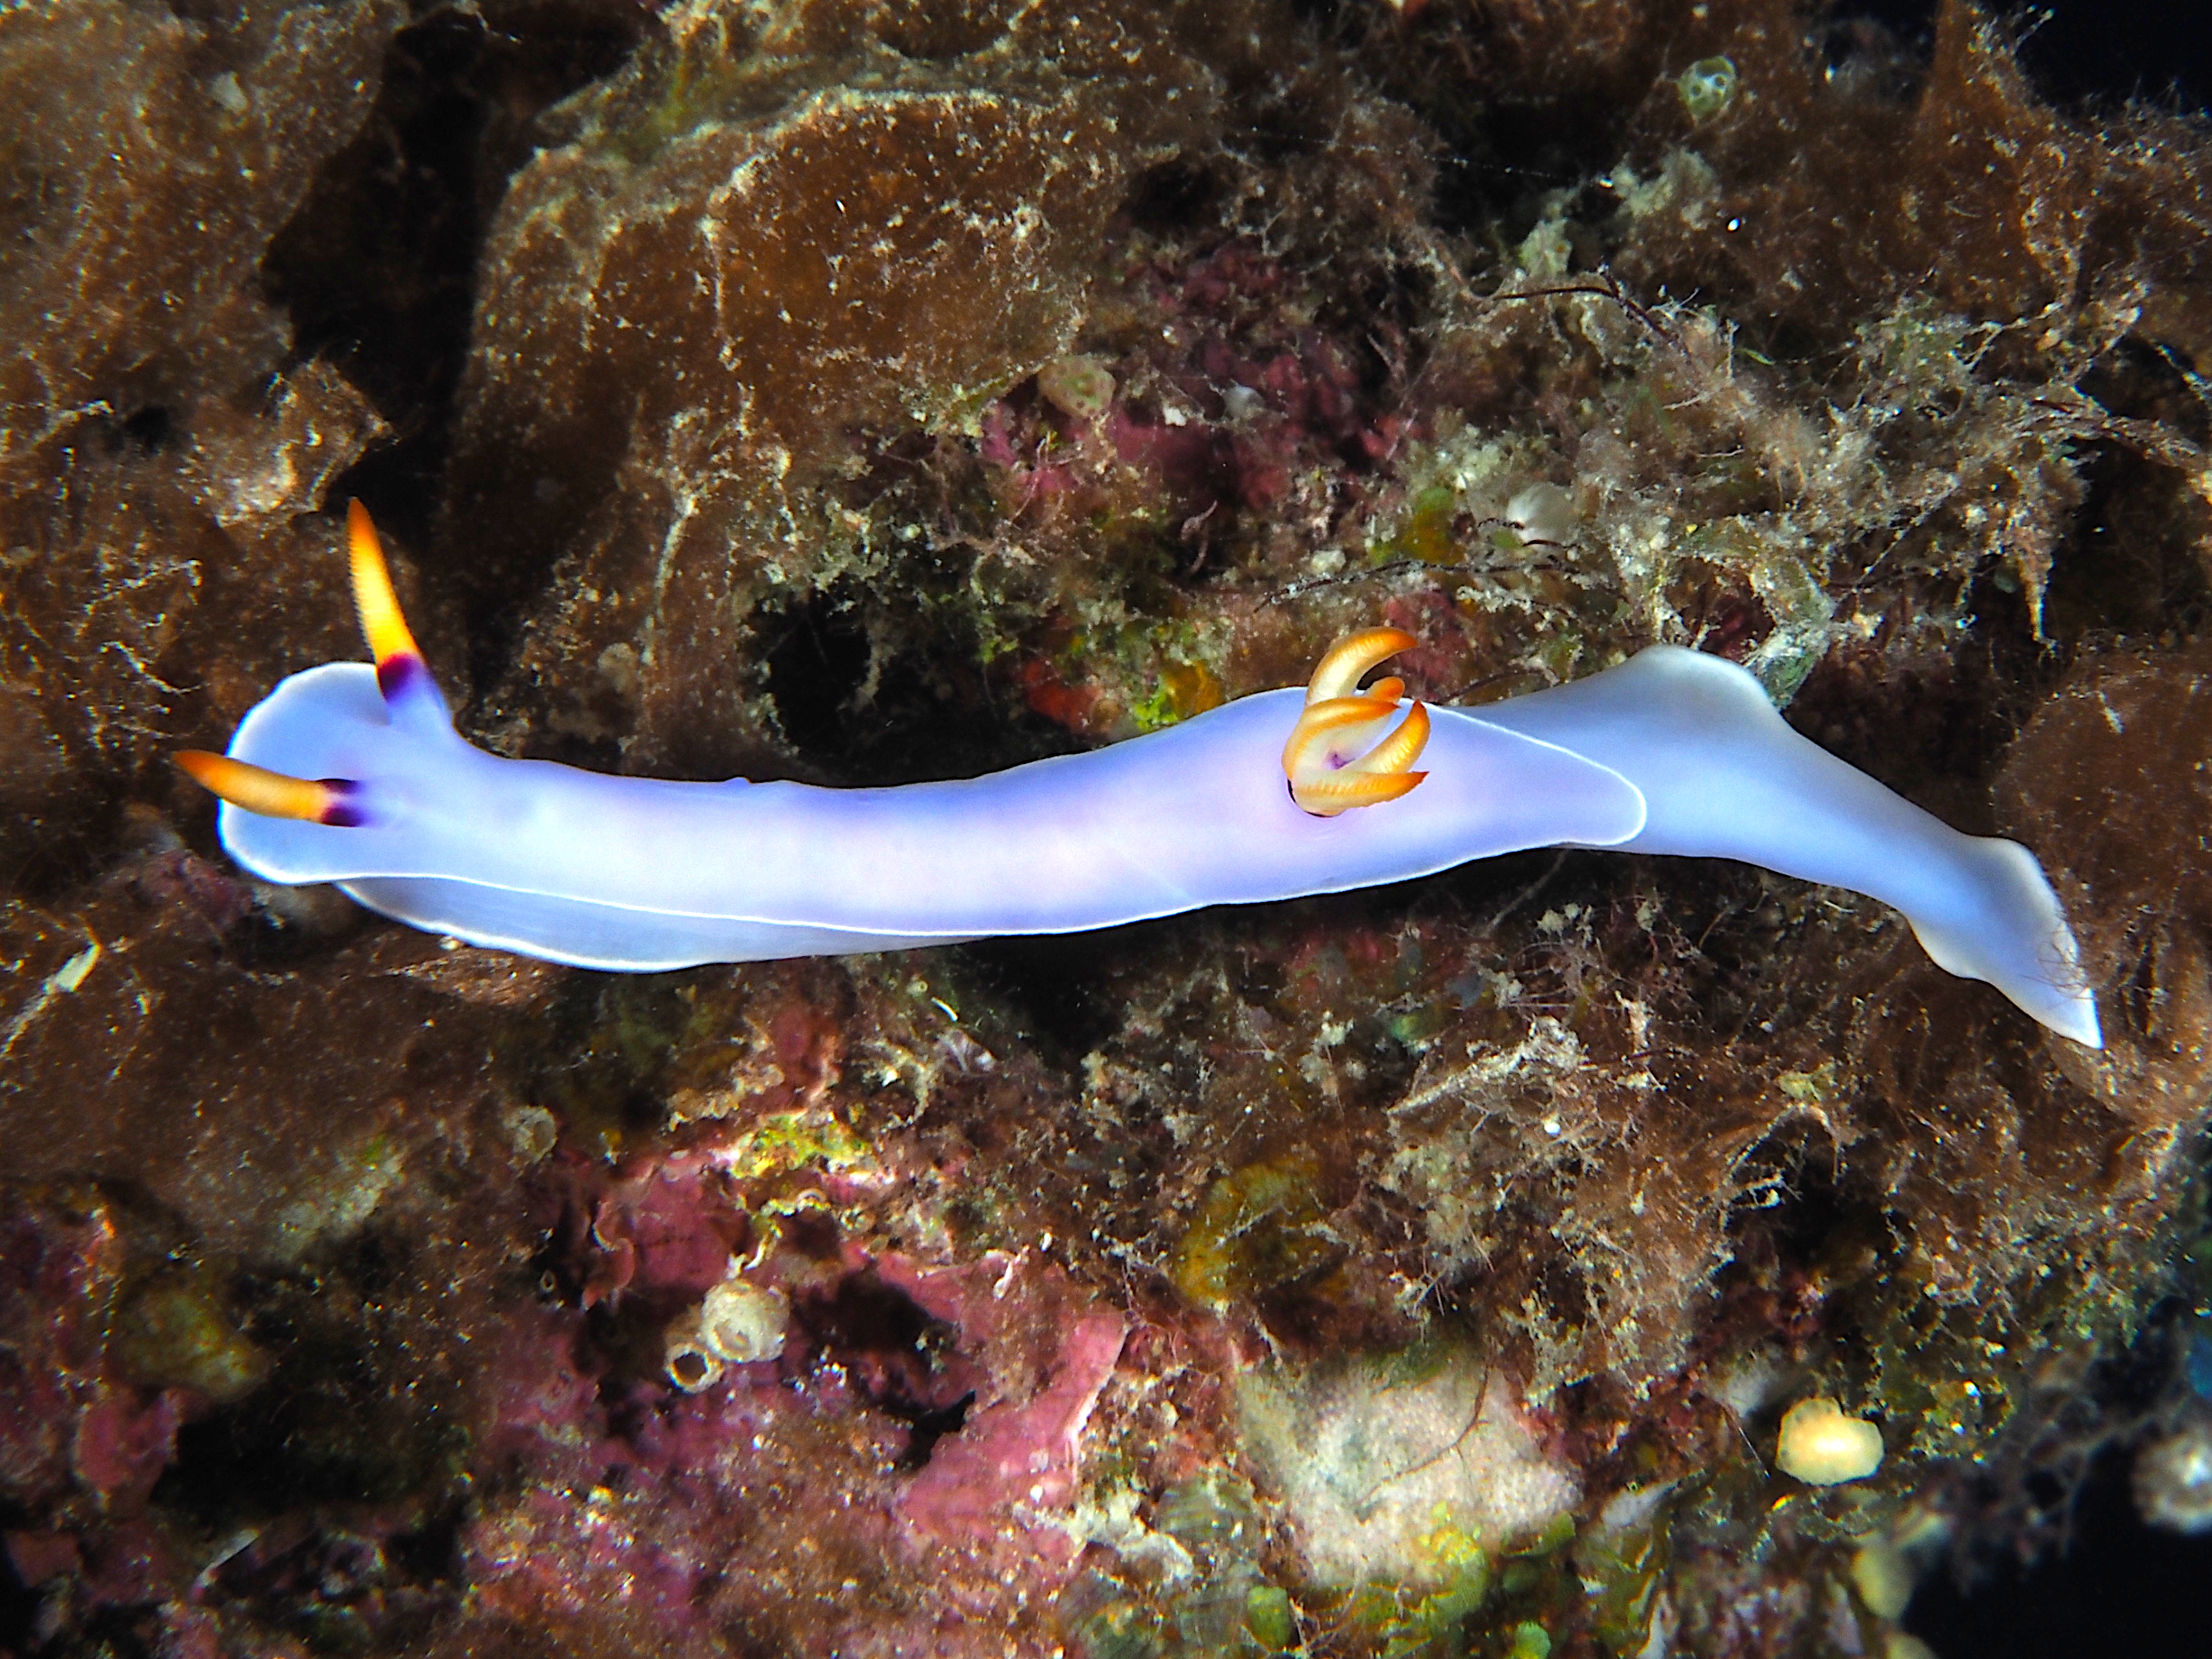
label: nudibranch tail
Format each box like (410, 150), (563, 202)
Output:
(175, 751), (365, 827)
(1284, 629), (1433, 817)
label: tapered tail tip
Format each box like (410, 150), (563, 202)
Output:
(2047, 991), (2103, 1051)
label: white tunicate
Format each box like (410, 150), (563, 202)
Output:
(698, 1278), (788, 1365)
(1851, 1537), (1915, 1621)
(663, 1315), (724, 1393)
(1221, 384), (1266, 422)
(1503, 483), (1577, 548)
(663, 1278), (786, 1391)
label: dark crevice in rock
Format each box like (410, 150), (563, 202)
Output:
(2044, 441), (2212, 646)
(0, 1508), (35, 1656)
(956, 931), (1131, 1067)
(1911, 1422), (2212, 1658)
(1120, 156), (1222, 234)
(894, 1390), (977, 1470)
(792, 1273), (975, 1467)
(761, 580), (1079, 785)
(263, 2), (650, 688)
(113, 404), (175, 454)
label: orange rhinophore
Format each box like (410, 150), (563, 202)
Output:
(174, 751), (364, 827)
(1281, 628), (1431, 816)
(348, 498), (424, 694)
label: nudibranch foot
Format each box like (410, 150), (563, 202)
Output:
(1283, 628), (1433, 816)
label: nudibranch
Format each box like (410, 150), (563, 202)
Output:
(178, 504), (2101, 1048)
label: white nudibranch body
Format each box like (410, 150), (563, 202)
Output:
(179, 506), (2101, 1050)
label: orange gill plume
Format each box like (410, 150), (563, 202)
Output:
(1281, 627), (1431, 816)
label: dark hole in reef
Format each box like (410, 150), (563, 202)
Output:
(2081, 336), (2212, 443)
(1907, 1442), (2212, 1658)
(897, 1392), (978, 1471)
(1840, 0), (2212, 111)
(2042, 441), (2212, 645)
(0, 1501), (37, 1654)
(1311, 265), (1431, 436)
(958, 932), (1129, 1069)
(263, 1), (649, 691)
(1430, 48), (1654, 246)
(763, 590), (873, 761)
(795, 1275), (958, 1398)
(1122, 157), (1221, 235)
(1232, 92), (1338, 169)
(156, 1343), (453, 1519)
(1830, 0), (1941, 57)
(329, 1226), (404, 1300)
(224, 897), (368, 970)
(1786, 637), (2029, 831)
(1664, 559), (1776, 664)
(1719, 1124), (1879, 1284)
(2009, 0), (2212, 112)
(793, 1274), (976, 1466)
(112, 404), (173, 454)
(67, 1606), (160, 1659)
(1820, 1), (1939, 96)
(385, 1501), (466, 1585)
(761, 582), (1080, 786)
(193, 1516), (460, 1651)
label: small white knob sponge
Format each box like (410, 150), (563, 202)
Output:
(1776, 1396), (1885, 1486)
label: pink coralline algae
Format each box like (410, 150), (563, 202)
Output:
(876, 1253), (1128, 1549)
(458, 1178), (1131, 1653)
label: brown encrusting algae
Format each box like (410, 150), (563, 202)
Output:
(2, 1), (2209, 1655)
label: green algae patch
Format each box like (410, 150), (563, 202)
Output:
(1171, 1150), (1336, 1309)
(727, 1107), (872, 1179)
(1243, 1585), (1295, 1650)
(1132, 658), (1227, 733)
(1352, 1536), (1491, 1657)
(1572, 1486), (1679, 1656)
(1374, 485), (1463, 568)
(112, 1268), (268, 1404)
